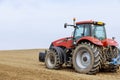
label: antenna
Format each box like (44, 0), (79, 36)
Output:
(73, 18), (76, 25)
(73, 18), (76, 28)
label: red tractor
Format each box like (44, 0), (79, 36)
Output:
(39, 19), (120, 74)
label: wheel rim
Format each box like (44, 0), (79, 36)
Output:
(47, 53), (55, 67)
(76, 50), (91, 69)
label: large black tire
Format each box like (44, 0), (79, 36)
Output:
(45, 47), (63, 69)
(73, 42), (101, 74)
(107, 47), (119, 72)
(39, 52), (46, 62)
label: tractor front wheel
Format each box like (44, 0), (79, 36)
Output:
(45, 49), (62, 69)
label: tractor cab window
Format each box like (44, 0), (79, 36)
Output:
(74, 24), (90, 40)
(74, 25), (84, 40)
(92, 25), (106, 40)
(84, 24), (90, 36)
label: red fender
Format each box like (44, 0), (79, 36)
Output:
(77, 36), (103, 46)
(101, 39), (118, 47)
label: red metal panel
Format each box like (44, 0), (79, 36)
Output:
(76, 20), (94, 25)
(52, 37), (73, 48)
(77, 36), (103, 46)
(101, 39), (118, 47)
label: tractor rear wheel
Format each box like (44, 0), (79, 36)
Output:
(73, 43), (101, 74)
(107, 47), (119, 72)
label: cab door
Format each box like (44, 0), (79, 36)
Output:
(74, 24), (91, 42)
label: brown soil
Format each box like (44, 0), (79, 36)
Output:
(0, 49), (120, 80)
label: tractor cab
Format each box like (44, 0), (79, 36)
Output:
(74, 21), (106, 41)
(64, 19), (107, 46)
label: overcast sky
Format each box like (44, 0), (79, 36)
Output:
(0, 0), (120, 50)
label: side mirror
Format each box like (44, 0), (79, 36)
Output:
(112, 37), (115, 40)
(64, 23), (67, 28)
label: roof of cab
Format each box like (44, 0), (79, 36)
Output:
(76, 20), (94, 25)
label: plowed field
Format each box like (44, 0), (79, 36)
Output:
(0, 49), (120, 80)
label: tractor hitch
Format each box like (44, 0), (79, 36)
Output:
(109, 55), (120, 65)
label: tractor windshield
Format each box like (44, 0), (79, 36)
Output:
(92, 25), (106, 40)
